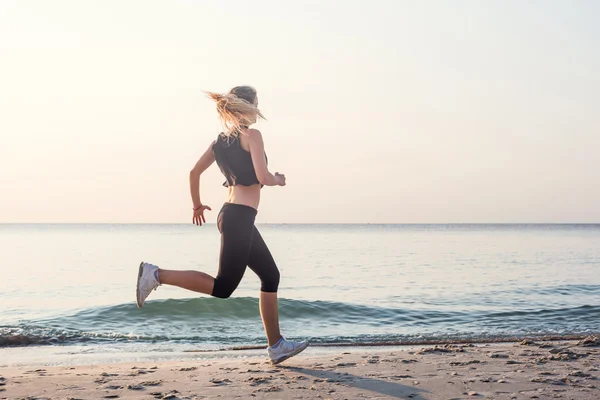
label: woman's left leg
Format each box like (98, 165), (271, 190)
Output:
(247, 227), (281, 346)
(247, 226), (309, 364)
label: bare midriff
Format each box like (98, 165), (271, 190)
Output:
(227, 184), (261, 210)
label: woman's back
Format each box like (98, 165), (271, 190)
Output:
(212, 133), (265, 188)
(212, 131), (265, 209)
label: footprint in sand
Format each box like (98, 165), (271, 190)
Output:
(520, 339), (539, 346)
(449, 360), (482, 366)
(161, 394), (180, 400)
(158, 390), (180, 399)
(209, 377), (232, 386)
(127, 369), (150, 376)
(577, 336), (600, 347)
(247, 376), (274, 386)
(24, 368), (47, 376)
(253, 385), (283, 393)
(140, 380), (163, 386)
(531, 377), (567, 385)
(568, 371), (592, 378)
(417, 345), (464, 355)
(336, 362), (357, 367)
(389, 374), (413, 380)
(127, 384), (144, 390)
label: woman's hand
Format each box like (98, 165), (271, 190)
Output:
(275, 172), (286, 186)
(193, 205), (212, 226)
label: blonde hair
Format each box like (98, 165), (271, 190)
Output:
(206, 86), (265, 136)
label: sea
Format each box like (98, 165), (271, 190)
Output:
(1, 223), (599, 366)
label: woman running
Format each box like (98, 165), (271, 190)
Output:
(135, 85), (309, 364)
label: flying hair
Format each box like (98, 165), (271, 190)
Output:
(206, 86), (265, 136)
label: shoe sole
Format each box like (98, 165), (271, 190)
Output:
(271, 342), (309, 365)
(136, 261), (144, 308)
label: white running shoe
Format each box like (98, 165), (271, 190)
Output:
(268, 337), (309, 364)
(136, 261), (160, 308)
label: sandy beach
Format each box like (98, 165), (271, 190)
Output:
(1, 337), (599, 400)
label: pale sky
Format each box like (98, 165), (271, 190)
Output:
(1, 0), (598, 223)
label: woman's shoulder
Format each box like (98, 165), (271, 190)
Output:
(243, 128), (262, 136)
(242, 129), (264, 145)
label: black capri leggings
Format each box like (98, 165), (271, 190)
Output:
(211, 203), (280, 299)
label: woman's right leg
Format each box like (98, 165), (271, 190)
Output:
(153, 203), (255, 298)
(157, 269), (214, 295)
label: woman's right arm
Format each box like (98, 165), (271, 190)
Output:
(189, 140), (216, 211)
(246, 129), (285, 187)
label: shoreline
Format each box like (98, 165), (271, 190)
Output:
(218, 334), (600, 352)
(1, 337), (599, 399)
(3, 332), (597, 350)
(2, 334), (600, 368)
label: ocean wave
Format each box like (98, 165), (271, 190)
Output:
(2, 297), (600, 348)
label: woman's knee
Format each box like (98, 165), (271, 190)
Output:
(212, 278), (240, 299)
(260, 268), (280, 293)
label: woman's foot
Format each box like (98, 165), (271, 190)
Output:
(267, 337), (309, 364)
(136, 262), (160, 307)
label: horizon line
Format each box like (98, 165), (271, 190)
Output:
(1, 222), (599, 225)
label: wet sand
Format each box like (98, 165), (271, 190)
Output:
(1, 337), (599, 399)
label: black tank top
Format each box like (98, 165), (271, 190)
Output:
(212, 133), (267, 187)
